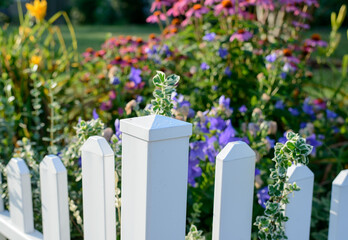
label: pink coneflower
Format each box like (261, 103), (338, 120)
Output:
(240, 0), (256, 7)
(214, 0), (235, 16)
(292, 21), (310, 30)
(282, 49), (300, 64)
(305, 34), (328, 48)
(230, 29), (253, 42)
(204, 0), (220, 6)
(146, 11), (166, 23)
(167, 0), (191, 17)
(150, 0), (172, 12)
(186, 4), (209, 18)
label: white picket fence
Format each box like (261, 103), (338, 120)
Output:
(0, 115), (347, 240)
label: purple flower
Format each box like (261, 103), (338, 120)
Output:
(275, 100), (285, 110)
(266, 136), (275, 148)
(218, 47), (228, 58)
(303, 98), (315, 116)
(257, 186), (270, 208)
(230, 30), (253, 42)
(219, 120), (237, 146)
(136, 95), (143, 103)
(114, 119), (121, 138)
(239, 105), (247, 113)
(288, 107), (300, 116)
(255, 168), (261, 176)
(326, 109), (338, 119)
(278, 132), (287, 144)
(188, 161), (202, 186)
(306, 134), (322, 156)
(305, 34), (328, 48)
(224, 66), (232, 77)
(111, 76), (120, 85)
(200, 62), (210, 70)
(100, 100), (112, 111)
(129, 67), (142, 85)
(208, 117), (226, 131)
(203, 32), (216, 41)
(92, 109), (99, 119)
(280, 72), (287, 79)
(265, 53), (277, 63)
(219, 95), (230, 108)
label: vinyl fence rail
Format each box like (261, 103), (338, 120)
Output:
(0, 115), (347, 240)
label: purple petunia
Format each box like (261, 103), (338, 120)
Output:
(265, 53), (277, 63)
(257, 186), (270, 208)
(288, 107), (300, 116)
(200, 62), (210, 70)
(239, 105), (248, 113)
(326, 109), (338, 119)
(275, 100), (285, 110)
(203, 32), (216, 41)
(224, 66), (232, 77)
(129, 67), (142, 85)
(92, 109), (99, 119)
(218, 47), (228, 58)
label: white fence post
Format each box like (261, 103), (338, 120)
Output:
(284, 164), (314, 240)
(0, 174), (5, 240)
(212, 141), (256, 240)
(120, 115), (192, 240)
(6, 158), (34, 233)
(328, 169), (348, 240)
(81, 136), (116, 240)
(40, 155), (70, 240)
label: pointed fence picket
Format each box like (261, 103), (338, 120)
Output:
(0, 114), (347, 240)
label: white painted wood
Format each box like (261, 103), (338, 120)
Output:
(81, 136), (116, 240)
(0, 211), (42, 240)
(328, 169), (348, 240)
(0, 174), (6, 240)
(6, 158), (34, 233)
(212, 141), (256, 240)
(284, 164), (314, 240)
(0, 174), (4, 212)
(120, 115), (192, 240)
(40, 155), (70, 240)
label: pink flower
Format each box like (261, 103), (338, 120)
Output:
(230, 29), (253, 42)
(292, 21), (310, 30)
(167, 0), (191, 17)
(282, 49), (300, 64)
(146, 11), (167, 23)
(305, 34), (328, 48)
(186, 4), (209, 18)
(150, 0), (173, 12)
(214, 0), (235, 16)
(257, 0), (274, 10)
(204, 0), (220, 6)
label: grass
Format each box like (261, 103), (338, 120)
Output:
(59, 24), (160, 53)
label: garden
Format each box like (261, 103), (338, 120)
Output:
(0, 0), (347, 239)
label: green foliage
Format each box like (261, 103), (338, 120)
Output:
(185, 225), (206, 240)
(255, 132), (313, 240)
(149, 71), (180, 117)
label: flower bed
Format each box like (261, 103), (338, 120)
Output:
(0, 0), (347, 239)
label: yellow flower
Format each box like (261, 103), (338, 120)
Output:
(30, 55), (42, 66)
(26, 0), (47, 21)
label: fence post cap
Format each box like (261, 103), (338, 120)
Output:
(333, 169), (348, 187)
(40, 155), (66, 174)
(7, 158), (29, 175)
(216, 141), (255, 162)
(80, 136), (114, 156)
(120, 114), (192, 141)
(287, 164), (314, 182)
